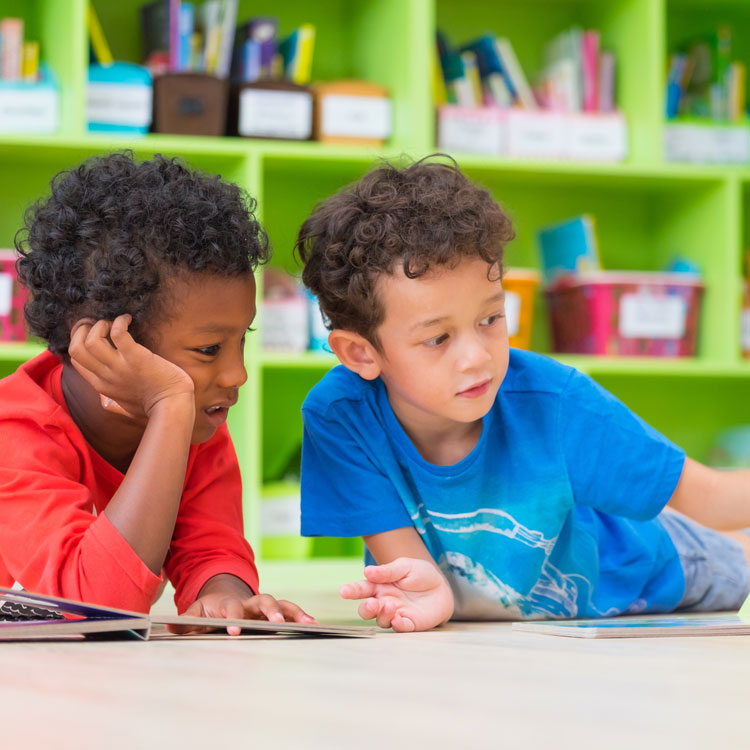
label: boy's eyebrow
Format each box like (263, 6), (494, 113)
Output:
(190, 324), (240, 334)
(410, 292), (505, 330)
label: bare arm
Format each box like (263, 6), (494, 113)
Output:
(667, 457), (750, 530)
(339, 526), (455, 632)
(68, 316), (196, 574)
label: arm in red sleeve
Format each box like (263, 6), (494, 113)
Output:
(0, 419), (162, 612)
(165, 424), (259, 614)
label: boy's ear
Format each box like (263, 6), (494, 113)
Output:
(328, 330), (382, 380)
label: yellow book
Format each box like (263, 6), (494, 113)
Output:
(87, 4), (114, 66)
(295, 24), (315, 85)
(22, 40), (39, 82)
(431, 46), (447, 106)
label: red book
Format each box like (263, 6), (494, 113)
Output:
(581, 30), (600, 112)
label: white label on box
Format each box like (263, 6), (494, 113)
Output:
(0, 88), (58, 133)
(239, 89), (312, 139)
(567, 114), (627, 161)
(87, 83), (152, 127)
(321, 95), (391, 139)
(261, 494), (301, 536)
(664, 124), (750, 164)
(261, 298), (309, 352)
(506, 111), (565, 158)
(504, 290), (521, 337)
(438, 109), (504, 155)
(619, 293), (687, 339)
(741, 309), (750, 352)
(0, 273), (12, 316)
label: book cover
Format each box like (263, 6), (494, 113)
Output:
(0, 17), (23, 82)
(581, 30), (599, 112)
(513, 613), (750, 639)
(494, 37), (537, 109)
(536, 214), (601, 285)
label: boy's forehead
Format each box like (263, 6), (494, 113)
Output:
(378, 257), (501, 319)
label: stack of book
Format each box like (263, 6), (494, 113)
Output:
(138, 2), (315, 85)
(664, 25), (749, 164)
(436, 28), (624, 161)
(0, 16), (57, 135)
(435, 28), (616, 114)
(665, 25), (746, 122)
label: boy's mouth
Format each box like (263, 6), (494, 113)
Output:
(457, 379), (491, 399)
(202, 399), (237, 427)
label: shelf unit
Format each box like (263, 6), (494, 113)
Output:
(1, 0), (749, 594)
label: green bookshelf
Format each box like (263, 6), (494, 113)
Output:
(1, 0), (749, 593)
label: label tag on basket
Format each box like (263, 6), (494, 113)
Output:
(239, 88), (312, 139)
(0, 274), (12, 316)
(619, 293), (687, 339)
(741, 309), (750, 352)
(504, 290), (521, 337)
(321, 95), (391, 139)
(87, 83), (153, 127)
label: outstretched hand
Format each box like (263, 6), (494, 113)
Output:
(68, 314), (195, 420)
(167, 591), (318, 636)
(339, 557), (454, 632)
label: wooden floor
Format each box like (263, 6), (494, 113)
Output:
(3, 585), (750, 749)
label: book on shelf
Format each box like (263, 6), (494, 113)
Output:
(0, 586), (375, 641)
(513, 612), (750, 639)
(536, 214), (601, 285)
(87, 4), (114, 67)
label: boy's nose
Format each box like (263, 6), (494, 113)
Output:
(218, 353), (248, 389)
(456, 333), (493, 371)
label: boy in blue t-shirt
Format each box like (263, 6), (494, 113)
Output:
(295, 156), (750, 632)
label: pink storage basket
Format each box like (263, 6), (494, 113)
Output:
(0, 250), (28, 342)
(545, 271), (704, 357)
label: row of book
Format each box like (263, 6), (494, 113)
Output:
(0, 17), (40, 83)
(132, 1), (314, 85)
(436, 28), (616, 113)
(665, 25), (746, 122)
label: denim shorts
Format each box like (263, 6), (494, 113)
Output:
(658, 510), (750, 612)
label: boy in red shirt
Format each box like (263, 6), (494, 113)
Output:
(0, 151), (313, 631)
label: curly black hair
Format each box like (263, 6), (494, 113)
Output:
(15, 151), (270, 355)
(295, 154), (515, 348)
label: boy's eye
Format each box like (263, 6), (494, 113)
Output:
(480, 313), (504, 327)
(424, 333), (449, 348)
(194, 345), (220, 356)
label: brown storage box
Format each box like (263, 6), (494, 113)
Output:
(153, 73), (228, 136)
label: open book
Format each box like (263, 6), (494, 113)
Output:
(512, 612), (750, 639)
(0, 587), (375, 641)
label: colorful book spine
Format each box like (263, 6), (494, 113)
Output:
(216, 0), (238, 78)
(598, 50), (616, 113)
(0, 17), (23, 81)
(87, 5), (114, 67)
(460, 50), (482, 108)
(178, 2), (194, 71)
(494, 37), (537, 109)
(581, 30), (599, 112)
(168, 0), (181, 72)
(21, 40), (39, 82)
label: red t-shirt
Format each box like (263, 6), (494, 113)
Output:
(0, 350), (259, 613)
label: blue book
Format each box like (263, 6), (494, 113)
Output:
(178, 2), (194, 71)
(461, 33), (517, 99)
(536, 215), (601, 285)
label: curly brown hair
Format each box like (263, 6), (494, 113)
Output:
(295, 155), (515, 348)
(15, 151), (269, 356)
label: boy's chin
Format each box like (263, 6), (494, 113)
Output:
(190, 424), (218, 444)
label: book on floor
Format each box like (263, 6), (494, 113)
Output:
(512, 612), (750, 639)
(0, 586), (375, 640)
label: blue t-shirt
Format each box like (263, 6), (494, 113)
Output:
(301, 349), (687, 620)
